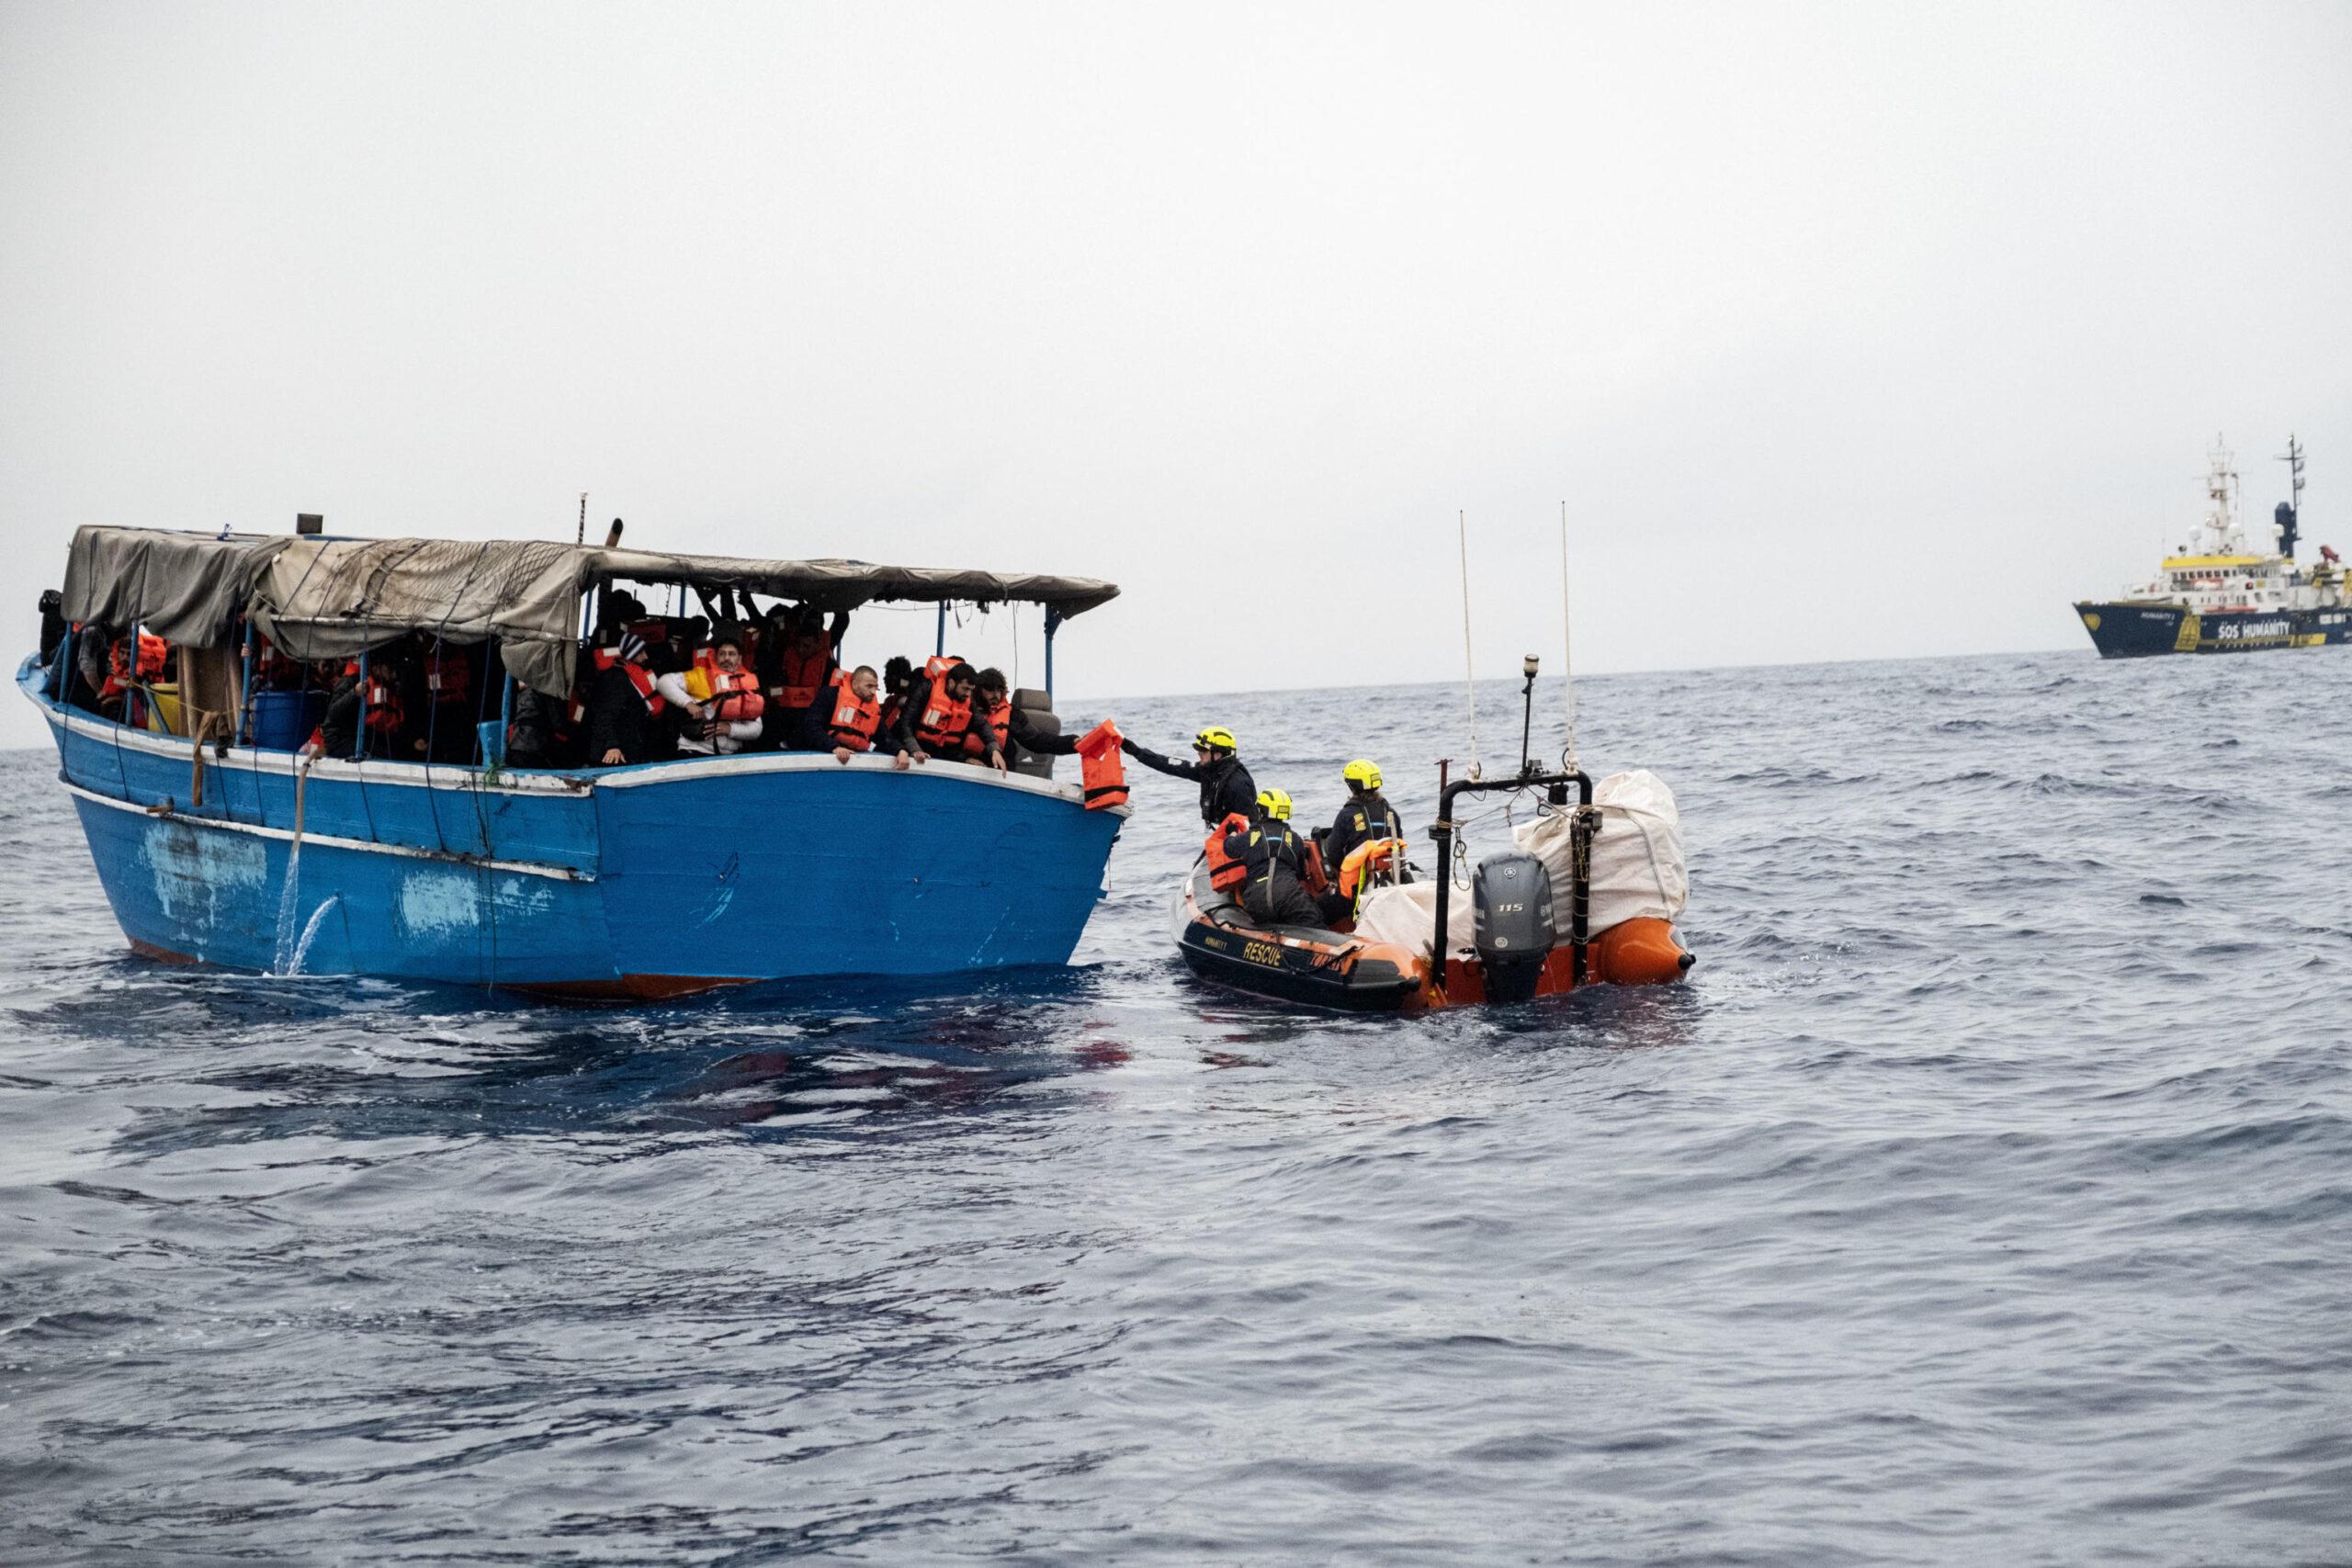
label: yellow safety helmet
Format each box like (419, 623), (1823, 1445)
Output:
(1254, 787), (1293, 821)
(1342, 759), (1383, 792)
(1193, 725), (1238, 752)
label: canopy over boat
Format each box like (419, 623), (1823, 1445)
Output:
(59, 525), (1121, 699)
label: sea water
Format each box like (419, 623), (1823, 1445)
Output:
(1, 649), (2346, 1565)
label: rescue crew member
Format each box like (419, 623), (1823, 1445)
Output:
(585, 630), (668, 766)
(656, 631), (766, 755)
(1123, 726), (1256, 825)
(890, 659), (1006, 773)
(824, 664), (895, 765)
(1320, 759), (1408, 887)
(1223, 788), (1325, 928)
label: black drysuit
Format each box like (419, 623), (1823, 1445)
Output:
(1323, 789), (1407, 883)
(1221, 818), (1326, 928)
(1122, 742), (1257, 826)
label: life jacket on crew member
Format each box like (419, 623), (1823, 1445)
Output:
(100, 630), (167, 702)
(688, 651), (766, 725)
(1074, 720), (1128, 810)
(825, 671), (882, 752)
(1203, 810), (1252, 893)
(772, 627), (834, 709)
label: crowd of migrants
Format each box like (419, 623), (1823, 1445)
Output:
(41, 592), (1411, 928)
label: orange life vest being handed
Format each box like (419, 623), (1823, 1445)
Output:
(825, 671), (882, 751)
(1074, 720), (1128, 810)
(692, 652), (766, 724)
(1204, 810), (1252, 893)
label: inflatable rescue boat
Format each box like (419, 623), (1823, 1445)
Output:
(1171, 766), (1692, 1013)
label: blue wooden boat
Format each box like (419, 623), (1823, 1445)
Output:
(27, 525), (1127, 998)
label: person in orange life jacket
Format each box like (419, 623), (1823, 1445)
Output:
(824, 665), (888, 762)
(965, 668), (1080, 766)
(890, 660), (1005, 773)
(89, 626), (169, 724)
(585, 630), (668, 765)
(417, 636), (481, 763)
(655, 631), (766, 756)
(1122, 726), (1257, 826)
(756, 602), (850, 714)
(1223, 788), (1326, 928)
(314, 651), (424, 761)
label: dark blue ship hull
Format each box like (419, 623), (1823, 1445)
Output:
(2074, 602), (2352, 658)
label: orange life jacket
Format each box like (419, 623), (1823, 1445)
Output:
(101, 631), (167, 700)
(1074, 720), (1128, 810)
(423, 648), (469, 709)
(914, 680), (972, 752)
(592, 648), (665, 715)
(825, 671), (882, 751)
(342, 661), (404, 740)
(1337, 837), (1405, 901)
(774, 631), (833, 708)
(962, 695), (1009, 760)
(692, 652), (766, 724)
(1301, 838), (1329, 895)
(1204, 810), (1251, 893)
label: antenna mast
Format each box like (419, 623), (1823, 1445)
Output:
(576, 492), (588, 546)
(1560, 499), (1578, 772)
(1457, 510), (1481, 778)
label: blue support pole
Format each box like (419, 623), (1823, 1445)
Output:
(934, 603), (947, 658)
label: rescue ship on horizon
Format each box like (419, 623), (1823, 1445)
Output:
(2075, 437), (2349, 657)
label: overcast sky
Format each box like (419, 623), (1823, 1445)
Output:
(4, 1), (2347, 750)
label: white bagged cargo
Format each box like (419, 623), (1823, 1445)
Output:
(1512, 769), (1686, 931)
(1350, 770), (1686, 962)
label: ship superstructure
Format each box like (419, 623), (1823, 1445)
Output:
(2075, 437), (2349, 657)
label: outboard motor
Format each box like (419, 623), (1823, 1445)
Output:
(1472, 851), (1556, 1004)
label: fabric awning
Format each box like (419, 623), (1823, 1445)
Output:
(58, 527), (1120, 699)
(59, 527), (292, 649)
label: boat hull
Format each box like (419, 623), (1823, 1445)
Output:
(27, 662), (1122, 995)
(1169, 868), (1690, 1013)
(2074, 601), (2352, 658)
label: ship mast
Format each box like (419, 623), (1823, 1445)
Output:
(2202, 435), (2240, 553)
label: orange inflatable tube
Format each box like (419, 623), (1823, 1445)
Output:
(1589, 917), (1692, 986)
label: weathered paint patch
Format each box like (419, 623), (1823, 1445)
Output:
(398, 868), (556, 943)
(142, 820), (268, 934)
(398, 871), (480, 939)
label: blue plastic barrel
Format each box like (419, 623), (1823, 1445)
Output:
(249, 690), (327, 751)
